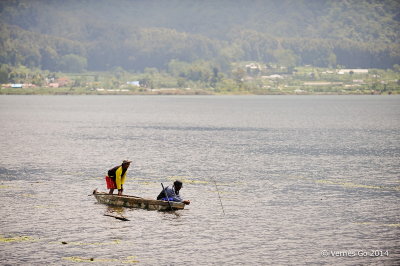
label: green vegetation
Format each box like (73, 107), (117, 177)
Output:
(1, 63), (399, 95)
(0, 0), (399, 94)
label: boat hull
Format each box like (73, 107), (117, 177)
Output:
(93, 191), (185, 211)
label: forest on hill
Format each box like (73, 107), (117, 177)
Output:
(0, 0), (399, 74)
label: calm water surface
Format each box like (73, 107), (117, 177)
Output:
(0, 95), (399, 265)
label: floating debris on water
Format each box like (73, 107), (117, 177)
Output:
(34, 204), (56, 209)
(167, 176), (209, 184)
(21, 193), (36, 198)
(353, 222), (400, 227)
(288, 175), (398, 191)
(63, 257), (112, 263)
(125, 256), (139, 263)
(314, 179), (397, 190)
(52, 240), (121, 246)
(63, 256), (139, 263)
(208, 190), (238, 195)
(0, 235), (35, 243)
(138, 181), (153, 186)
(164, 175), (243, 186)
(316, 179), (384, 189)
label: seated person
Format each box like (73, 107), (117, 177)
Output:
(157, 180), (190, 205)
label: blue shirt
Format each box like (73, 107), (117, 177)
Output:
(160, 186), (183, 202)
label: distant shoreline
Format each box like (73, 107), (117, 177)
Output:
(2, 66), (398, 96)
(0, 89), (397, 96)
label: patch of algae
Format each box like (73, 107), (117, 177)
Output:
(0, 235), (35, 243)
(167, 176), (209, 184)
(288, 175), (400, 191)
(315, 180), (384, 190)
(353, 222), (400, 227)
(34, 204), (57, 209)
(21, 193), (36, 198)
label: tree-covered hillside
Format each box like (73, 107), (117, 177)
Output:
(0, 0), (399, 72)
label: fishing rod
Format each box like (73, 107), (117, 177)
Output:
(161, 183), (173, 211)
(211, 176), (225, 215)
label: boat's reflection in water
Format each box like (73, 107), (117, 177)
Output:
(103, 204), (183, 222)
(105, 205), (125, 215)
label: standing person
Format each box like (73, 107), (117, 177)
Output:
(106, 160), (131, 195)
(157, 180), (190, 205)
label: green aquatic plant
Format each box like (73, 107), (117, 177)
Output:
(0, 235), (35, 243)
(353, 222), (400, 227)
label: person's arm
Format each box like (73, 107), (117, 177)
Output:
(172, 194), (183, 202)
(171, 191), (190, 204)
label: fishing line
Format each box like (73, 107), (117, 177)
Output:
(208, 146), (225, 215)
(211, 176), (225, 215)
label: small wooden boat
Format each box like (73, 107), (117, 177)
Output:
(92, 190), (185, 211)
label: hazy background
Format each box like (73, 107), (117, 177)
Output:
(1, 0), (399, 73)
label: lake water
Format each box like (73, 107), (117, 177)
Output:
(0, 95), (399, 265)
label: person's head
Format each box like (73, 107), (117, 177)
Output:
(122, 160), (132, 169)
(174, 180), (183, 191)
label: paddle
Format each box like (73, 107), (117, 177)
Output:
(161, 183), (173, 211)
(104, 214), (129, 221)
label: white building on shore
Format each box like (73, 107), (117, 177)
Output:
(337, 69), (369, 74)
